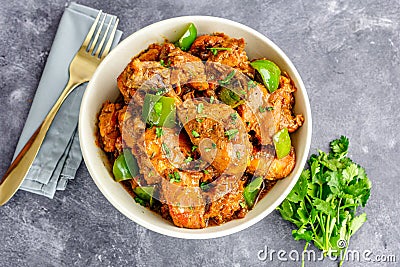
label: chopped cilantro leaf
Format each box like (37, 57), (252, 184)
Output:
(160, 59), (170, 68)
(259, 106), (274, 113)
(197, 103), (204, 114)
(200, 182), (210, 191)
(161, 143), (170, 157)
(218, 70), (236, 86)
(230, 112), (238, 122)
(247, 80), (256, 89)
(207, 47), (232, 55)
(184, 156), (193, 163)
(155, 87), (167, 96)
(169, 171), (181, 183)
(224, 129), (239, 140)
(210, 96), (215, 104)
(192, 130), (200, 138)
(155, 127), (164, 138)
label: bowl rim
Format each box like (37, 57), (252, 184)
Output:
(79, 15), (312, 239)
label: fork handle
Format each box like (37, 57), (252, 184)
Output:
(0, 79), (81, 205)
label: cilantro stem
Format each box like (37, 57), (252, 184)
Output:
(339, 203), (360, 209)
(316, 214), (325, 237)
(325, 214), (330, 254)
(319, 183), (323, 199)
(339, 237), (350, 266)
(311, 230), (324, 249)
(301, 242), (309, 267)
(337, 198), (342, 226)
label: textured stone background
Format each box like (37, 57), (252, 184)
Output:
(0, 0), (399, 266)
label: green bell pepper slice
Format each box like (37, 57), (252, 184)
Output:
(219, 87), (244, 108)
(133, 186), (155, 207)
(250, 59), (281, 93)
(113, 154), (131, 182)
(124, 149), (139, 177)
(243, 176), (263, 208)
(113, 149), (139, 182)
(177, 23), (197, 51)
(142, 94), (176, 127)
(273, 127), (291, 159)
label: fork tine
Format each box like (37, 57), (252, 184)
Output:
(82, 10), (102, 49)
(101, 18), (119, 59)
(88, 14), (106, 54)
(94, 15), (113, 57)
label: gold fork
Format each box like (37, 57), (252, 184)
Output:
(0, 11), (119, 205)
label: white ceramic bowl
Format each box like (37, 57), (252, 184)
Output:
(79, 16), (312, 239)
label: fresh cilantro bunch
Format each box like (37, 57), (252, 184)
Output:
(277, 136), (372, 266)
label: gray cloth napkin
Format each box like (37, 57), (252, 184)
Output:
(12, 2), (123, 198)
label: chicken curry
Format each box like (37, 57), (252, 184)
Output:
(97, 24), (304, 229)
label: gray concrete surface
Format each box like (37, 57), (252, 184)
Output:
(0, 0), (399, 266)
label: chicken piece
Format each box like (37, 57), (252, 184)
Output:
(204, 178), (247, 225)
(160, 43), (202, 66)
(117, 58), (166, 102)
(119, 99), (164, 185)
(243, 85), (297, 178)
(98, 101), (122, 153)
(144, 127), (190, 178)
(142, 126), (207, 228)
(189, 34), (225, 60)
(207, 33), (254, 78)
(247, 146), (295, 180)
(122, 115), (160, 185)
(236, 104), (260, 139)
(266, 147), (296, 180)
(246, 148), (275, 177)
(269, 75), (304, 133)
(111, 105), (127, 154)
(236, 82), (277, 146)
(161, 172), (206, 229)
(182, 90), (195, 101)
(279, 109), (304, 133)
(203, 89), (217, 99)
(160, 43), (209, 92)
(138, 43), (162, 61)
(189, 32), (254, 78)
(168, 203), (206, 228)
(177, 100), (251, 175)
(116, 105), (127, 133)
(129, 124), (190, 185)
